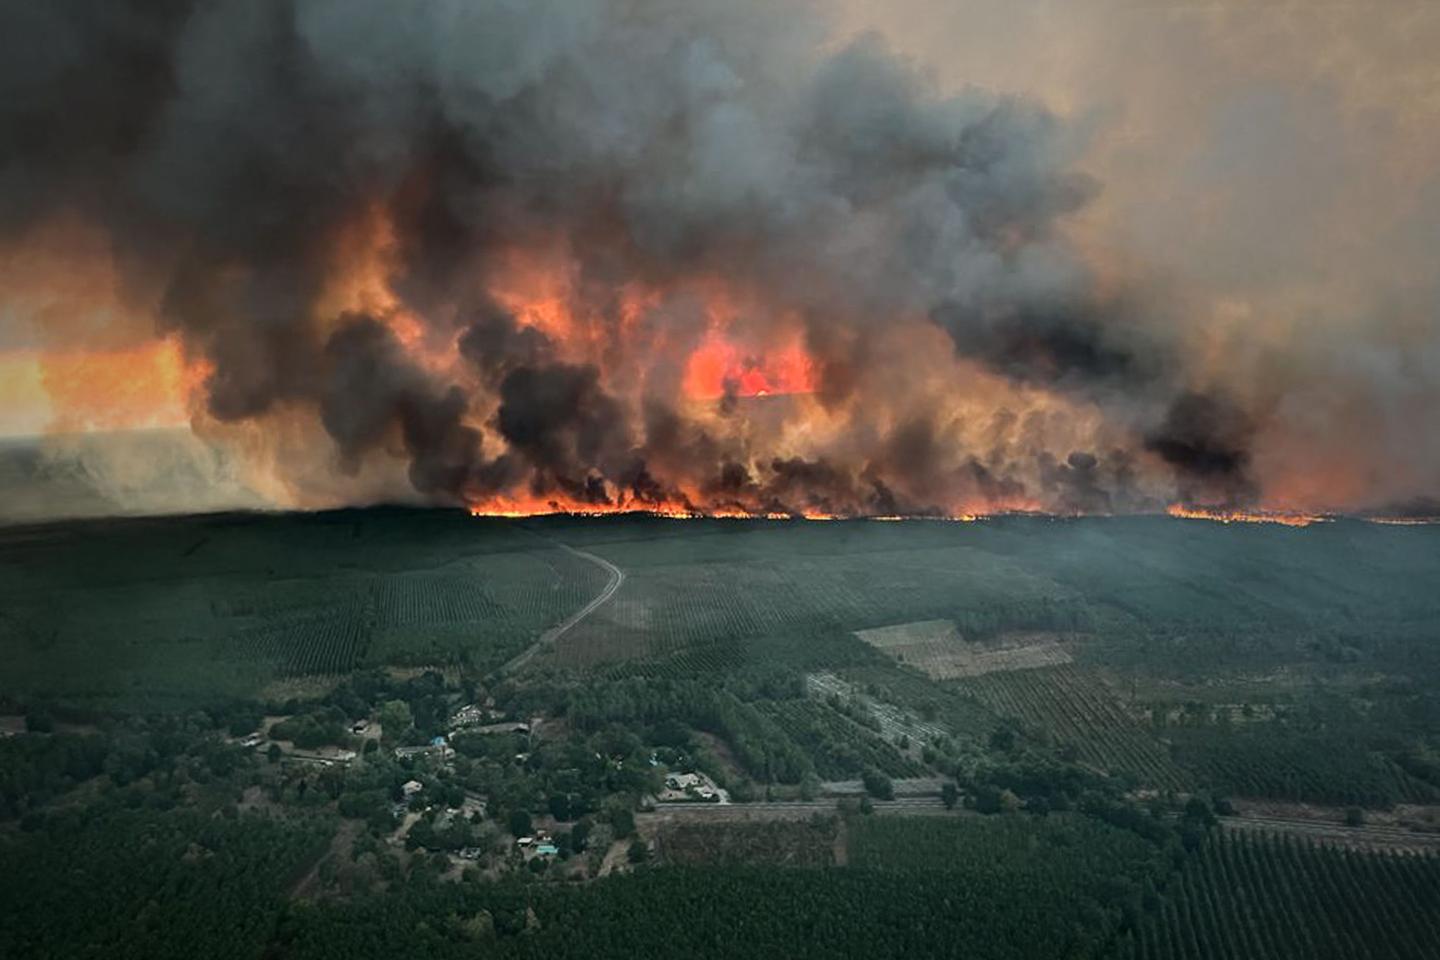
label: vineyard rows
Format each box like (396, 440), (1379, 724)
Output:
(1118, 831), (1440, 960)
(954, 666), (1192, 790)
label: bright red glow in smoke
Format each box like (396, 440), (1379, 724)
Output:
(683, 332), (817, 400)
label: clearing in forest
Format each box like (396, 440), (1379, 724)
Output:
(654, 818), (839, 867)
(855, 619), (1071, 679)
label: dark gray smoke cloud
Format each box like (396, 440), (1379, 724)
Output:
(320, 314), (487, 496)
(0, 0), (1277, 515)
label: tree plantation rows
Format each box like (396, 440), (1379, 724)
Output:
(270, 859), (1141, 960)
(223, 550), (612, 679)
(0, 807), (332, 960)
(232, 613), (373, 678)
(955, 666), (1192, 791)
(1117, 832), (1440, 960)
(548, 544), (1086, 672)
(5, 763), (1436, 960)
(6, 513), (1440, 959)
(1168, 725), (1439, 809)
(263, 815), (1440, 960)
(758, 698), (927, 779)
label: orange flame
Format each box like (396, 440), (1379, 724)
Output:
(466, 495), (844, 521)
(466, 484), (1023, 522)
(467, 503), (1001, 521)
(683, 330), (816, 400)
(1166, 504), (1328, 527)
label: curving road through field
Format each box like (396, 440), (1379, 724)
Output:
(502, 543), (623, 675)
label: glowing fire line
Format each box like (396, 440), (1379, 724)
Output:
(468, 503), (1440, 525)
(1165, 505), (1328, 527)
(466, 503), (995, 522)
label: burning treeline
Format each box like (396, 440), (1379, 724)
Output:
(0, 1), (1427, 519)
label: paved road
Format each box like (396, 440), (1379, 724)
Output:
(503, 544), (624, 674)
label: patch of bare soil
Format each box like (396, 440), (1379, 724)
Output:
(655, 817), (838, 867)
(855, 620), (1073, 679)
(597, 840), (630, 877)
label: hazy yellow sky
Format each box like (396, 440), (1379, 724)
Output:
(0, 351), (46, 436)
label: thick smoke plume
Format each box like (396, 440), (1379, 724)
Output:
(3, 0), (1436, 518)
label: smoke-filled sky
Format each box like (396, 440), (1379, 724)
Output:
(1, 0), (1437, 519)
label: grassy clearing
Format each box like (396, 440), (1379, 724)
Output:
(657, 817), (839, 867)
